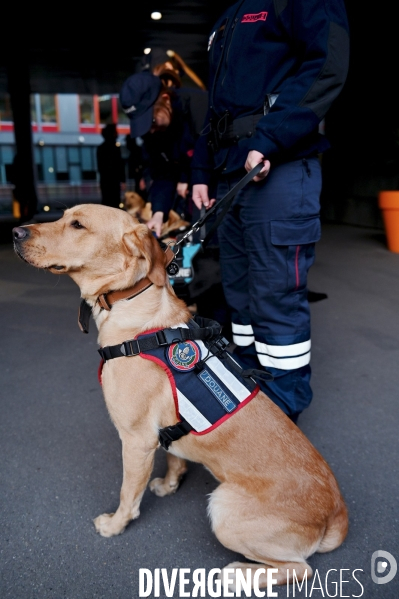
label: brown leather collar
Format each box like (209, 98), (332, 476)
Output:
(97, 246), (175, 311)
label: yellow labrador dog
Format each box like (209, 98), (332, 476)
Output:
(13, 204), (348, 591)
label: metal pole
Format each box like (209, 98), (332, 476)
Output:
(6, 54), (38, 222)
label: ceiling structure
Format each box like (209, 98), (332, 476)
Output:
(1, 1), (232, 94)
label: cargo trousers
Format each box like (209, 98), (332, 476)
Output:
(216, 156), (322, 419)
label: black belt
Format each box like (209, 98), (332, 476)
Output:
(211, 94), (279, 147)
(218, 113), (264, 145)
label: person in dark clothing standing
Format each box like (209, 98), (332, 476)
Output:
(96, 123), (126, 208)
(120, 72), (197, 237)
(140, 49), (209, 226)
(191, 0), (350, 422)
(124, 134), (148, 201)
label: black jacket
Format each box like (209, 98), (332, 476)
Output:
(141, 90), (204, 215)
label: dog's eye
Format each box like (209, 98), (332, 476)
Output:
(71, 220), (85, 229)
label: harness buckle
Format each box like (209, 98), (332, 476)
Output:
(121, 339), (140, 356)
(158, 428), (176, 450)
(162, 328), (185, 345)
(209, 335), (230, 355)
(158, 420), (192, 450)
(216, 336), (230, 350)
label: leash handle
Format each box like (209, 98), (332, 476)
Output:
(173, 161), (265, 253)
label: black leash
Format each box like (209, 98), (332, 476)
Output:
(172, 162), (265, 254)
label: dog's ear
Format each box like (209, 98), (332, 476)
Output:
(168, 210), (179, 224)
(133, 193), (146, 210)
(123, 225), (167, 287)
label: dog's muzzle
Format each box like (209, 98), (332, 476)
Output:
(12, 227), (31, 262)
(13, 227), (30, 242)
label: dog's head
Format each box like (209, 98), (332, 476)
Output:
(13, 204), (168, 297)
(124, 191), (146, 216)
(124, 191), (153, 223)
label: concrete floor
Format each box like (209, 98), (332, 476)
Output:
(1, 223), (398, 598)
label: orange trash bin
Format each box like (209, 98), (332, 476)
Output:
(378, 191), (399, 253)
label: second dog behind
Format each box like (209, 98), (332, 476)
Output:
(124, 190), (189, 238)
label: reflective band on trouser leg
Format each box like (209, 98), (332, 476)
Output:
(232, 323), (255, 347)
(255, 339), (311, 370)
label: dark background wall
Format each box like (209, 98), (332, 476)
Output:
(321, 0), (399, 227)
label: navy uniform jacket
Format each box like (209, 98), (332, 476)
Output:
(191, 0), (350, 186)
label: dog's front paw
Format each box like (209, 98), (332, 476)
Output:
(93, 513), (126, 537)
(149, 476), (180, 497)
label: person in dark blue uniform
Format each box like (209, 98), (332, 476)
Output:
(191, 0), (350, 422)
(120, 72), (201, 237)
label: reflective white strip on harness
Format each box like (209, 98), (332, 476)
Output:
(255, 339), (311, 370)
(232, 323), (255, 347)
(177, 389), (212, 432)
(196, 340), (250, 402)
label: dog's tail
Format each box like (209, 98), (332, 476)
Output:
(317, 501), (349, 553)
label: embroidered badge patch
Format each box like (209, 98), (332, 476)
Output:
(241, 12), (268, 23)
(167, 341), (201, 372)
(198, 370), (237, 413)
